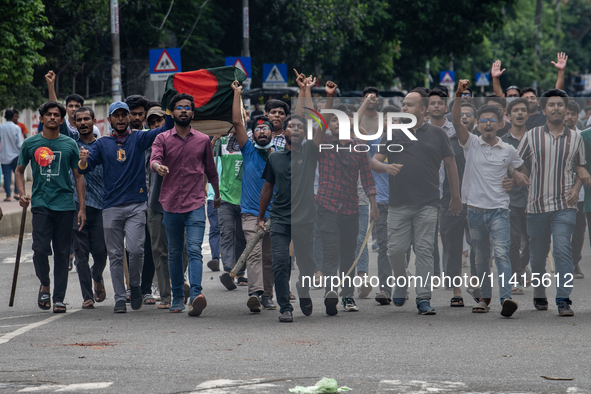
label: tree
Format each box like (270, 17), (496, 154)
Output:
(0, 0), (52, 107)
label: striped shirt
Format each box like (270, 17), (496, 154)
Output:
(518, 125), (585, 213)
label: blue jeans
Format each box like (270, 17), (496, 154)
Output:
(1, 157), (18, 197)
(163, 206), (206, 301)
(355, 204), (369, 273)
(467, 208), (512, 303)
(207, 200), (220, 259)
(527, 209), (576, 303)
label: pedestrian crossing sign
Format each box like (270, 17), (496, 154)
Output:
(263, 63), (288, 88)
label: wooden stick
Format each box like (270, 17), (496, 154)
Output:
(230, 219), (271, 278)
(345, 221), (375, 277)
(9, 207), (27, 307)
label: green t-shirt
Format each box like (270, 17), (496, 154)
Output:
(18, 133), (79, 211)
(218, 136), (243, 206)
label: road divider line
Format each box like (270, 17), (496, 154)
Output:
(0, 309), (80, 345)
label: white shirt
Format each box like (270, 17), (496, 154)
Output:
(0, 121), (23, 164)
(461, 133), (523, 210)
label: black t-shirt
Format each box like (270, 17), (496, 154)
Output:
(441, 135), (464, 208)
(262, 140), (319, 226)
(497, 122), (511, 137)
(526, 111), (546, 130)
(381, 122), (454, 207)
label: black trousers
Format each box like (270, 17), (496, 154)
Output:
(73, 204), (107, 301)
(376, 204), (392, 296)
(509, 205), (530, 275)
(125, 221), (155, 295)
(32, 207), (75, 303)
(317, 205), (359, 298)
(439, 205), (468, 282)
(271, 222), (316, 313)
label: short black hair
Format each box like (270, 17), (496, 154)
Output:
(428, 89), (449, 98)
(12, 109), (19, 115)
(39, 101), (66, 119)
(485, 95), (507, 109)
(382, 104), (401, 113)
(74, 106), (95, 121)
(265, 99), (290, 115)
(283, 114), (306, 131)
(362, 86), (379, 97)
(4, 109), (14, 121)
(476, 104), (501, 121)
(540, 89), (568, 110)
(519, 87), (537, 97)
(507, 97), (529, 114)
(125, 95), (149, 111)
(65, 93), (84, 106)
(433, 85), (449, 96)
(460, 102), (477, 114)
(567, 99), (581, 114)
(169, 93), (195, 111)
(462, 87), (473, 95)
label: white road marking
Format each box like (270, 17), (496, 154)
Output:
(0, 309), (79, 345)
(192, 379), (280, 393)
(18, 382), (113, 392)
(0, 314), (36, 321)
(2, 252), (33, 264)
(378, 380), (468, 393)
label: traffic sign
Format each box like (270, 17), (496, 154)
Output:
(263, 63), (288, 88)
(475, 72), (490, 86)
(439, 71), (455, 84)
(149, 48), (181, 81)
(225, 57), (251, 82)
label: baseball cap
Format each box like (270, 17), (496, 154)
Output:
(109, 102), (130, 116)
(147, 107), (165, 120)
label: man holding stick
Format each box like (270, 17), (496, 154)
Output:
(15, 101), (86, 313)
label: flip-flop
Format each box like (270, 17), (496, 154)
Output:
(94, 280), (106, 303)
(472, 301), (490, 313)
(466, 288), (481, 304)
(3, 197), (11, 202)
(450, 297), (464, 307)
(82, 299), (95, 309)
(38, 285), (51, 310)
(53, 302), (67, 313)
(143, 294), (156, 305)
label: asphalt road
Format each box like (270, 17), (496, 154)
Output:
(0, 233), (590, 394)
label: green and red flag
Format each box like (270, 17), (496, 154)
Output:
(161, 66), (246, 124)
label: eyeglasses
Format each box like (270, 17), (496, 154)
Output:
(254, 126), (271, 132)
(175, 105), (192, 111)
(461, 112), (474, 118)
(479, 118), (498, 124)
(461, 93), (471, 97)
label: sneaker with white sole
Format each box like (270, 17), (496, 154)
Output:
(342, 297), (359, 312)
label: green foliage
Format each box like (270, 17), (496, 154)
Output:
(0, 0), (52, 93)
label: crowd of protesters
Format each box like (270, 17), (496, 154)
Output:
(3, 53), (591, 322)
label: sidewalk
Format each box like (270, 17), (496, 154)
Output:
(0, 182), (33, 237)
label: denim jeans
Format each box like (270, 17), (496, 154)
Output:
(355, 204), (370, 274)
(572, 202), (586, 272)
(163, 206), (206, 301)
(467, 208), (512, 303)
(387, 205), (438, 303)
(271, 222), (316, 313)
(1, 157), (18, 197)
(207, 200), (220, 259)
(527, 209), (576, 303)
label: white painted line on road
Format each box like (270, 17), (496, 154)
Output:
(0, 314), (36, 321)
(0, 309), (80, 345)
(18, 382), (113, 392)
(2, 252), (33, 264)
(192, 379), (280, 393)
(379, 379), (468, 393)
(0, 324), (27, 328)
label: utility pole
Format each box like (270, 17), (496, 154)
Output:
(111, 0), (122, 102)
(242, 0), (250, 90)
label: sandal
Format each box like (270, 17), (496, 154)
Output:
(38, 285), (51, 310)
(143, 294), (156, 305)
(82, 299), (95, 309)
(94, 280), (106, 303)
(3, 197), (11, 202)
(472, 301), (490, 313)
(13, 194), (20, 201)
(157, 301), (171, 309)
(53, 302), (67, 313)
(450, 297), (464, 307)
(236, 276), (248, 286)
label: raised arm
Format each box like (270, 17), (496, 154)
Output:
(231, 81), (248, 148)
(312, 81), (336, 147)
(45, 70), (58, 102)
(293, 69), (307, 116)
(491, 60), (505, 97)
(552, 52), (567, 90)
(452, 79), (471, 146)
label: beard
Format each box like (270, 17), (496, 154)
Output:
(173, 115), (192, 127)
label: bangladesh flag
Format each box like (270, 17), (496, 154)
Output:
(161, 66), (247, 124)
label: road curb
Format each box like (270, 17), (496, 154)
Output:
(0, 208), (32, 238)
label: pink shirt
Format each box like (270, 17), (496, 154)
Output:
(150, 127), (219, 213)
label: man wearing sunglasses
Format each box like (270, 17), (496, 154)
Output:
(454, 79), (529, 318)
(150, 94), (220, 317)
(231, 81), (277, 312)
(78, 101), (173, 313)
